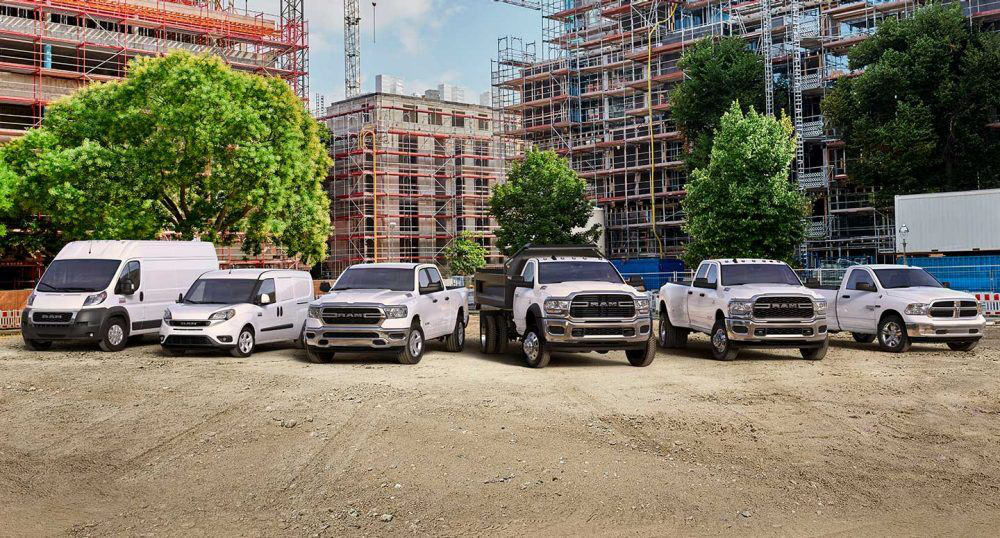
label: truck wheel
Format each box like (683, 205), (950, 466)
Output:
(397, 321), (425, 364)
(231, 325), (255, 357)
(479, 314), (497, 354)
(626, 336), (657, 367)
(852, 332), (876, 344)
(710, 319), (739, 361)
(947, 340), (979, 352)
(521, 326), (551, 368)
(800, 338), (829, 360)
(445, 315), (465, 352)
(494, 315), (508, 354)
(24, 339), (53, 351)
(658, 311), (688, 349)
(98, 316), (129, 352)
(306, 345), (335, 363)
(877, 314), (911, 353)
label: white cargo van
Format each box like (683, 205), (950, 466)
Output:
(21, 241), (219, 352)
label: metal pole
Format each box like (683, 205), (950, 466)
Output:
(360, 128), (378, 262)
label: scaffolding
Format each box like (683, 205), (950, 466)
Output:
(319, 93), (504, 277)
(0, 0), (307, 139)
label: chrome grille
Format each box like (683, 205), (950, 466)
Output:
(569, 294), (635, 319)
(168, 320), (211, 327)
(929, 300), (979, 318)
(753, 296), (814, 319)
(321, 307), (383, 325)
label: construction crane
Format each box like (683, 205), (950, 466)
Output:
(492, 0), (541, 9)
(344, 0), (361, 98)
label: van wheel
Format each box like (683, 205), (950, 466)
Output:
(801, 338), (829, 360)
(947, 340), (979, 352)
(852, 332), (876, 344)
(24, 339), (52, 351)
(306, 346), (335, 363)
(658, 311), (688, 349)
(479, 314), (497, 354)
(445, 315), (465, 352)
(710, 319), (739, 361)
(626, 336), (657, 367)
(98, 317), (129, 352)
(231, 326), (255, 357)
(397, 321), (424, 364)
(877, 314), (911, 353)
(521, 325), (550, 368)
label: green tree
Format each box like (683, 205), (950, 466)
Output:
(1, 51), (331, 264)
(489, 148), (601, 256)
(670, 36), (778, 171)
(441, 231), (488, 276)
(682, 102), (807, 266)
(823, 3), (1000, 200)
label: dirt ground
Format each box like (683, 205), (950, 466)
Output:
(2, 319), (999, 537)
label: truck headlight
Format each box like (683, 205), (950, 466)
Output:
(978, 302), (984, 315)
(83, 291), (107, 306)
(383, 305), (408, 319)
(728, 299), (753, 318)
(635, 298), (650, 315)
(163, 309), (172, 321)
(904, 303), (929, 316)
(544, 299), (571, 315)
(814, 299), (827, 316)
(308, 306), (322, 319)
(209, 309), (236, 321)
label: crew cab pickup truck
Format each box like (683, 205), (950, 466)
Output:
(657, 259), (829, 361)
(303, 263), (469, 364)
(808, 264), (985, 353)
(474, 244), (656, 368)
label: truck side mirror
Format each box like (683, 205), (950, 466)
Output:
(942, 281), (951, 288)
(627, 275), (645, 290)
(693, 277), (711, 289)
(319, 282), (332, 293)
(857, 282), (877, 293)
(511, 275), (531, 288)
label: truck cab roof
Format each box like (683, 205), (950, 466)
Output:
(536, 257), (608, 263)
(703, 259), (788, 265)
(347, 263), (428, 270)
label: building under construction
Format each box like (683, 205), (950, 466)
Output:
(493, 0), (1000, 268)
(0, 0), (307, 142)
(320, 92), (504, 277)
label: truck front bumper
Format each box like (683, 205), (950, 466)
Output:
(905, 316), (985, 341)
(542, 316), (653, 351)
(304, 326), (410, 350)
(725, 317), (828, 347)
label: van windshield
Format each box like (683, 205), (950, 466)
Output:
(37, 259), (120, 293)
(184, 279), (258, 304)
(721, 264), (802, 286)
(538, 261), (624, 284)
(334, 268), (414, 291)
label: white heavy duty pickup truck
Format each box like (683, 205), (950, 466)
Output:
(303, 263), (469, 364)
(808, 264), (986, 353)
(474, 244), (656, 368)
(657, 259), (829, 361)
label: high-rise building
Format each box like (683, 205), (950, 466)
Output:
(376, 74), (406, 95)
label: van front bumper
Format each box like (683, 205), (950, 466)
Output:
(725, 317), (828, 347)
(21, 308), (107, 342)
(905, 316), (985, 341)
(542, 316), (653, 351)
(159, 322), (237, 350)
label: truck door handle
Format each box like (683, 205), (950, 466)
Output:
(687, 291), (693, 295)
(842, 295), (850, 299)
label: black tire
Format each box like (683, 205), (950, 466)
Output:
(397, 321), (425, 364)
(479, 314), (497, 354)
(800, 338), (829, 360)
(709, 319), (739, 361)
(294, 325), (306, 349)
(161, 347), (186, 356)
(626, 336), (657, 367)
(852, 332), (876, 344)
(230, 325), (255, 357)
(947, 340), (979, 352)
(657, 310), (688, 349)
(521, 324), (551, 368)
(445, 315), (466, 352)
(877, 314), (911, 353)
(305, 345), (335, 363)
(494, 315), (509, 354)
(24, 339), (52, 351)
(98, 316), (129, 352)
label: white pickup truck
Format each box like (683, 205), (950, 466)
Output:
(808, 264), (985, 352)
(303, 263), (469, 364)
(474, 244), (656, 368)
(657, 259), (829, 360)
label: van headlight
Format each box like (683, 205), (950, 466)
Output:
(83, 291), (107, 306)
(27, 293), (36, 306)
(163, 309), (172, 321)
(815, 299), (828, 316)
(308, 305), (322, 319)
(383, 305), (408, 319)
(544, 299), (571, 315)
(635, 298), (650, 315)
(904, 303), (929, 316)
(728, 299), (753, 318)
(209, 309), (236, 321)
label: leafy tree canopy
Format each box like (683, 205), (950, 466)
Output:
(682, 102), (807, 266)
(489, 148), (601, 256)
(441, 231), (488, 276)
(823, 3), (1000, 201)
(0, 51), (332, 264)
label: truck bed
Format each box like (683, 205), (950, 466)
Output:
(473, 268), (511, 310)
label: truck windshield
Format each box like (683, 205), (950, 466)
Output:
(874, 268), (942, 289)
(538, 261), (624, 284)
(184, 279), (258, 304)
(721, 264), (801, 286)
(334, 268), (414, 291)
(36, 259), (120, 293)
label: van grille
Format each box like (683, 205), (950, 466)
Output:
(570, 294), (635, 319)
(163, 335), (213, 347)
(753, 296), (814, 319)
(929, 300), (979, 318)
(322, 307), (383, 325)
(32, 312), (72, 323)
(168, 320), (211, 327)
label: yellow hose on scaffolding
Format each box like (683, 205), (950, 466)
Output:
(647, 2), (680, 259)
(359, 128), (378, 262)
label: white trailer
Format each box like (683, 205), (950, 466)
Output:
(895, 188), (1000, 254)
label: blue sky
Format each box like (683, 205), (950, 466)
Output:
(247, 1), (542, 104)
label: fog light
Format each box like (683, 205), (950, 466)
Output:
(159, 335), (165, 343)
(318, 339), (328, 346)
(389, 332), (406, 340)
(819, 325), (827, 333)
(548, 325), (565, 335)
(732, 325), (748, 334)
(373, 339), (386, 346)
(803, 328), (814, 336)
(306, 332), (316, 339)
(218, 335), (233, 343)
(639, 325), (649, 334)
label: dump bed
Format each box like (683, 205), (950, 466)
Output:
(473, 243), (604, 310)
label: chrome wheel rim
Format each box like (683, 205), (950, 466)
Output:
(238, 331), (253, 354)
(523, 331), (539, 362)
(712, 328), (727, 352)
(480, 320), (487, 350)
(107, 324), (124, 346)
(409, 330), (423, 356)
(659, 316), (667, 344)
(457, 322), (464, 346)
(881, 322), (902, 348)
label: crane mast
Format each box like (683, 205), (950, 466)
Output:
(344, 0), (361, 98)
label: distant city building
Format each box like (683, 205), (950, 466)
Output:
(423, 89), (442, 100)
(437, 84), (467, 103)
(375, 74), (405, 95)
(480, 91), (492, 107)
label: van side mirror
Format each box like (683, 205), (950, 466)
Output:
(628, 275), (645, 290)
(120, 280), (136, 295)
(177, 293), (184, 304)
(258, 293), (272, 305)
(319, 282), (332, 293)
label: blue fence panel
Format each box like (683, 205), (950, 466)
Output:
(903, 255), (1000, 293)
(612, 258), (686, 290)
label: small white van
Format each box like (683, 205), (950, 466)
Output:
(21, 240), (219, 352)
(160, 269), (314, 357)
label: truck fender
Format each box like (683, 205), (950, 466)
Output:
(525, 304), (544, 334)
